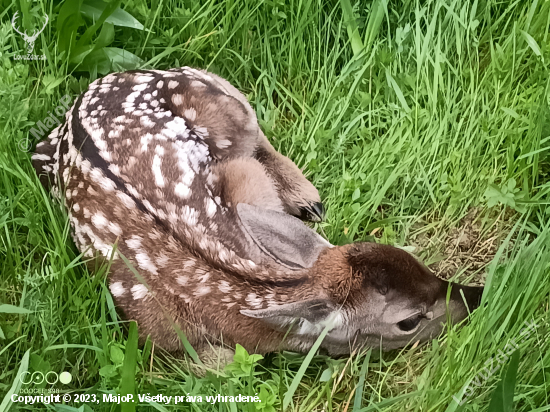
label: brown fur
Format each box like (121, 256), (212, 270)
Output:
(31, 67), (483, 371)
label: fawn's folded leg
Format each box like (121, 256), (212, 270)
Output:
(254, 137), (324, 221)
(213, 157), (285, 213)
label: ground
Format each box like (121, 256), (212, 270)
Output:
(1, 0), (549, 411)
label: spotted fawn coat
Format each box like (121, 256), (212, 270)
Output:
(32, 67), (482, 366)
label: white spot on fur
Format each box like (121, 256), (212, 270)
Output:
(218, 248), (229, 262)
(104, 74), (117, 83)
(136, 252), (158, 275)
(108, 222), (122, 236)
(171, 94), (184, 106)
(194, 126), (209, 138)
(132, 83), (148, 92)
(246, 293), (264, 309)
(152, 154), (165, 187)
(155, 253), (169, 267)
(140, 116), (155, 128)
(155, 145), (165, 156)
(165, 117), (187, 135)
(183, 108), (196, 121)
(125, 235), (142, 249)
(218, 280), (232, 294)
(91, 212), (108, 229)
(99, 150), (112, 162)
(90, 168), (116, 192)
(135, 75), (154, 84)
(80, 223), (116, 259)
(180, 205), (198, 226)
(140, 133), (153, 153)
(174, 182), (191, 198)
(156, 80), (164, 89)
(216, 139), (232, 149)
(31, 153), (51, 161)
(62, 168), (70, 184)
(116, 192), (136, 209)
(131, 284), (149, 300)
(108, 164), (121, 176)
(168, 80), (179, 89)
(205, 197), (216, 218)
(153, 111), (172, 121)
(194, 286), (211, 296)
(110, 282), (126, 297)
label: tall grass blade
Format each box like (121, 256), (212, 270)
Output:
(81, 0), (144, 30)
(385, 69), (411, 112)
(364, 0), (385, 51)
(352, 349), (371, 412)
(0, 349), (30, 412)
(282, 324), (332, 410)
(339, 0), (364, 57)
(487, 350), (520, 412)
(120, 321), (139, 412)
(521, 30), (543, 60)
(0, 304), (31, 314)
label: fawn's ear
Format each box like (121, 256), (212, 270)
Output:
(236, 203), (331, 269)
(240, 299), (338, 334)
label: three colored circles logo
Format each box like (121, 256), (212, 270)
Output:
(19, 371), (72, 385)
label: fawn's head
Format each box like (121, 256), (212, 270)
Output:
(237, 204), (483, 353)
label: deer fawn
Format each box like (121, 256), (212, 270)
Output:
(32, 67), (483, 369)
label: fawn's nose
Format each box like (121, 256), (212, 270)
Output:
(452, 284), (484, 311)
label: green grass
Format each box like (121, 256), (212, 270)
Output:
(1, 0), (550, 410)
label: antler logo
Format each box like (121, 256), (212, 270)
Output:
(11, 11), (49, 54)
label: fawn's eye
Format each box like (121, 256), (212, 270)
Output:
(397, 314), (423, 332)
